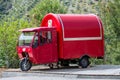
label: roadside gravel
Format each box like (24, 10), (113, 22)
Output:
(0, 68), (6, 78)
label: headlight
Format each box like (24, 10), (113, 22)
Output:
(22, 48), (26, 52)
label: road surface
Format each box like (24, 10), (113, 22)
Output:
(0, 76), (119, 80)
(1, 65), (120, 79)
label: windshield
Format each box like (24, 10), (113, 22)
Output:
(18, 32), (35, 46)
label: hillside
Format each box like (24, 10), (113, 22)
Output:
(0, 0), (40, 20)
(0, 0), (108, 20)
(61, 0), (99, 14)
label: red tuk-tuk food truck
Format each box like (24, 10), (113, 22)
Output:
(17, 13), (104, 71)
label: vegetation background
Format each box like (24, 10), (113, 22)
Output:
(0, 0), (120, 68)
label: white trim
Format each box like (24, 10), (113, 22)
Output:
(57, 14), (103, 41)
(64, 37), (102, 41)
(57, 15), (65, 39)
(95, 15), (103, 38)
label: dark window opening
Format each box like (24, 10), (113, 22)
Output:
(40, 31), (52, 45)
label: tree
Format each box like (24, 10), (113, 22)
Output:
(0, 0), (67, 68)
(99, 0), (120, 64)
(0, 18), (32, 68)
(29, 0), (67, 26)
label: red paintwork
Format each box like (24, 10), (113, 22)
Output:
(17, 13), (104, 64)
(17, 27), (58, 64)
(41, 13), (104, 59)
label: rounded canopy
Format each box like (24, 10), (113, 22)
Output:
(41, 13), (103, 58)
(41, 13), (103, 41)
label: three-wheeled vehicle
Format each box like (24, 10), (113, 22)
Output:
(17, 13), (104, 71)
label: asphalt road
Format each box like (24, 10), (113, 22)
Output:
(0, 76), (119, 80)
(1, 65), (120, 79)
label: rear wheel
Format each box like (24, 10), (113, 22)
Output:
(79, 57), (90, 68)
(20, 58), (32, 71)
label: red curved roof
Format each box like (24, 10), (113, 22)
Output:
(41, 13), (103, 41)
(41, 13), (103, 58)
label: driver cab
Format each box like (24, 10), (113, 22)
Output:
(31, 27), (58, 64)
(18, 27), (58, 64)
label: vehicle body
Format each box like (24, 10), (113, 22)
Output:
(17, 13), (104, 71)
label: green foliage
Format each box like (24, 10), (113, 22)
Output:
(0, 0), (67, 68)
(0, 0), (12, 14)
(0, 0), (12, 19)
(0, 18), (32, 68)
(1, 0), (120, 68)
(99, 0), (120, 64)
(29, 0), (67, 26)
(0, 0), (40, 21)
(106, 0), (120, 37)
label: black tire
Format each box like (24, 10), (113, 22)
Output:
(79, 57), (90, 68)
(20, 58), (32, 71)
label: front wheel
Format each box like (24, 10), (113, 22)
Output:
(20, 58), (32, 71)
(79, 57), (90, 68)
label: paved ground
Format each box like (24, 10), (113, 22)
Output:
(0, 76), (119, 80)
(1, 65), (120, 79)
(0, 68), (6, 78)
